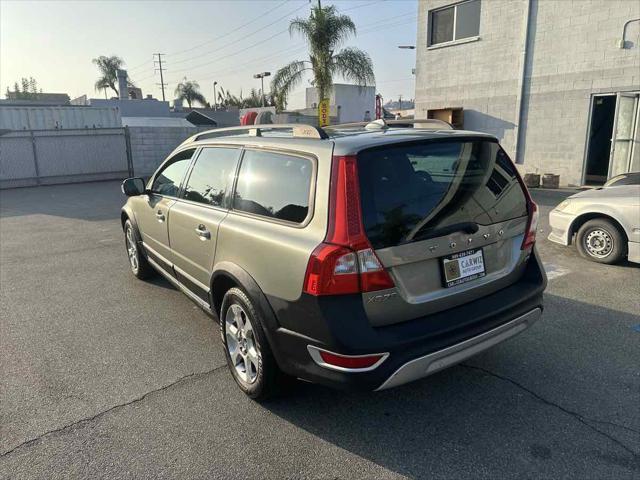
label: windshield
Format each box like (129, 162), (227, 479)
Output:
(357, 138), (528, 249)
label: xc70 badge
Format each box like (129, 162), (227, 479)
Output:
(367, 292), (397, 304)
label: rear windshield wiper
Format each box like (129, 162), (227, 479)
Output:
(403, 221), (479, 244)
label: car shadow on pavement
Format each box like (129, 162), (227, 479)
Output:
(0, 180), (125, 221)
(261, 293), (640, 479)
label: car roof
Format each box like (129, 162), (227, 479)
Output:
(180, 124), (498, 157)
(327, 128), (497, 155)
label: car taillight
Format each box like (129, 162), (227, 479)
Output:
(303, 155), (395, 296)
(512, 162), (538, 251)
(522, 201), (538, 251)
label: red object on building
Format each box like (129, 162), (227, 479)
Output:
(241, 111), (258, 126)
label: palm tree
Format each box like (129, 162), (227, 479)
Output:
(175, 78), (207, 108)
(93, 55), (125, 97)
(216, 87), (274, 109)
(270, 1), (374, 112)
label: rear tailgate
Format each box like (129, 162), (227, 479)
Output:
(356, 137), (530, 326)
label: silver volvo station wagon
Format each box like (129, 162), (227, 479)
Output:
(121, 119), (546, 399)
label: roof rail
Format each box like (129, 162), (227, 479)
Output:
(193, 123), (329, 142)
(326, 118), (453, 131)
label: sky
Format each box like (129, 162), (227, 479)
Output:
(0, 0), (418, 109)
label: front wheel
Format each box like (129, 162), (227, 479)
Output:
(576, 219), (627, 264)
(124, 219), (155, 279)
(220, 287), (284, 400)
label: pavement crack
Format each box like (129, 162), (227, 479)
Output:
(0, 364), (226, 458)
(461, 364), (640, 457)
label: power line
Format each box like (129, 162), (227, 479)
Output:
(128, 57), (154, 73)
(135, 9), (419, 97)
(196, 44), (307, 83)
(165, 11), (416, 83)
(338, 0), (385, 12)
(126, 1), (300, 79)
(163, 13), (417, 86)
(153, 53), (168, 101)
(168, 2), (308, 69)
(167, 0), (292, 59)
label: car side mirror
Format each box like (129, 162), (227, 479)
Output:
(121, 177), (146, 197)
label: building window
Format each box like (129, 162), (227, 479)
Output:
(429, 0), (480, 46)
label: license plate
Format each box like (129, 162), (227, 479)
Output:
(441, 248), (486, 288)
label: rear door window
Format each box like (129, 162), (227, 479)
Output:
(233, 149), (313, 224)
(357, 138), (527, 249)
(182, 147), (240, 207)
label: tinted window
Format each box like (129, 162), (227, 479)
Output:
(182, 148), (240, 207)
(357, 139), (527, 249)
(430, 0), (480, 46)
(151, 149), (195, 197)
(233, 150), (312, 223)
(430, 7), (454, 44)
(455, 0), (481, 39)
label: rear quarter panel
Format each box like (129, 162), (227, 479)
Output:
(213, 141), (334, 302)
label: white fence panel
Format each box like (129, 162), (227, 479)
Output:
(0, 128), (130, 189)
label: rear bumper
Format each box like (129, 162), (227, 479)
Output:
(266, 248), (546, 391)
(376, 307), (541, 390)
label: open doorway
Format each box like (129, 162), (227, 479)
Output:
(584, 95), (616, 185)
(583, 92), (640, 185)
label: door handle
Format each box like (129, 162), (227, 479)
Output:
(155, 210), (165, 222)
(195, 224), (211, 240)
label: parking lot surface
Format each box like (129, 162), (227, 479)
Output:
(1, 181), (639, 479)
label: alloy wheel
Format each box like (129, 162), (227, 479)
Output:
(125, 227), (139, 271)
(225, 303), (260, 384)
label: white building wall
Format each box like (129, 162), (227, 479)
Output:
(415, 0), (640, 185)
(306, 84), (376, 123)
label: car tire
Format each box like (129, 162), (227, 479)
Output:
(124, 219), (155, 279)
(220, 287), (284, 400)
(576, 219), (627, 264)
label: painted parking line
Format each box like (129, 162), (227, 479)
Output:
(543, 263), (571, 280)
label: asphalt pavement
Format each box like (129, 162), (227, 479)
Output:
(1, 181), (638, 479)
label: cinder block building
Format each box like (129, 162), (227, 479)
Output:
(414, 0), (640, 186)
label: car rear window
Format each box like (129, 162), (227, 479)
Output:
(357, 138), (528, 249)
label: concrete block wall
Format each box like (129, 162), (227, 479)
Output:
(127, 126), (200, 176)
(415, 0), (640, 185)
(519, 0), (640, 185)
(415, 0), (526, 156)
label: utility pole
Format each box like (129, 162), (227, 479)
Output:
(153, 53), (167, 102)
(398, 94), (403, 111)
(213, 81), (218, 110)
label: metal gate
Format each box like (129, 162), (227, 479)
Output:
(0, 128), (131, 189)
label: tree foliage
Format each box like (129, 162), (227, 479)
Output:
(6, 77), (42, 99)
(270, 1), (374, 112)
(175, 78), (207, 108)
(216, 86), (275, 109)
(92, 55), (127, 97)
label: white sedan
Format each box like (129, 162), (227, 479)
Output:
(548, 180), (640, 264)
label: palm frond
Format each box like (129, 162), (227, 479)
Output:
(331, 47), (375, 86)
(270, 60), (310, 109)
